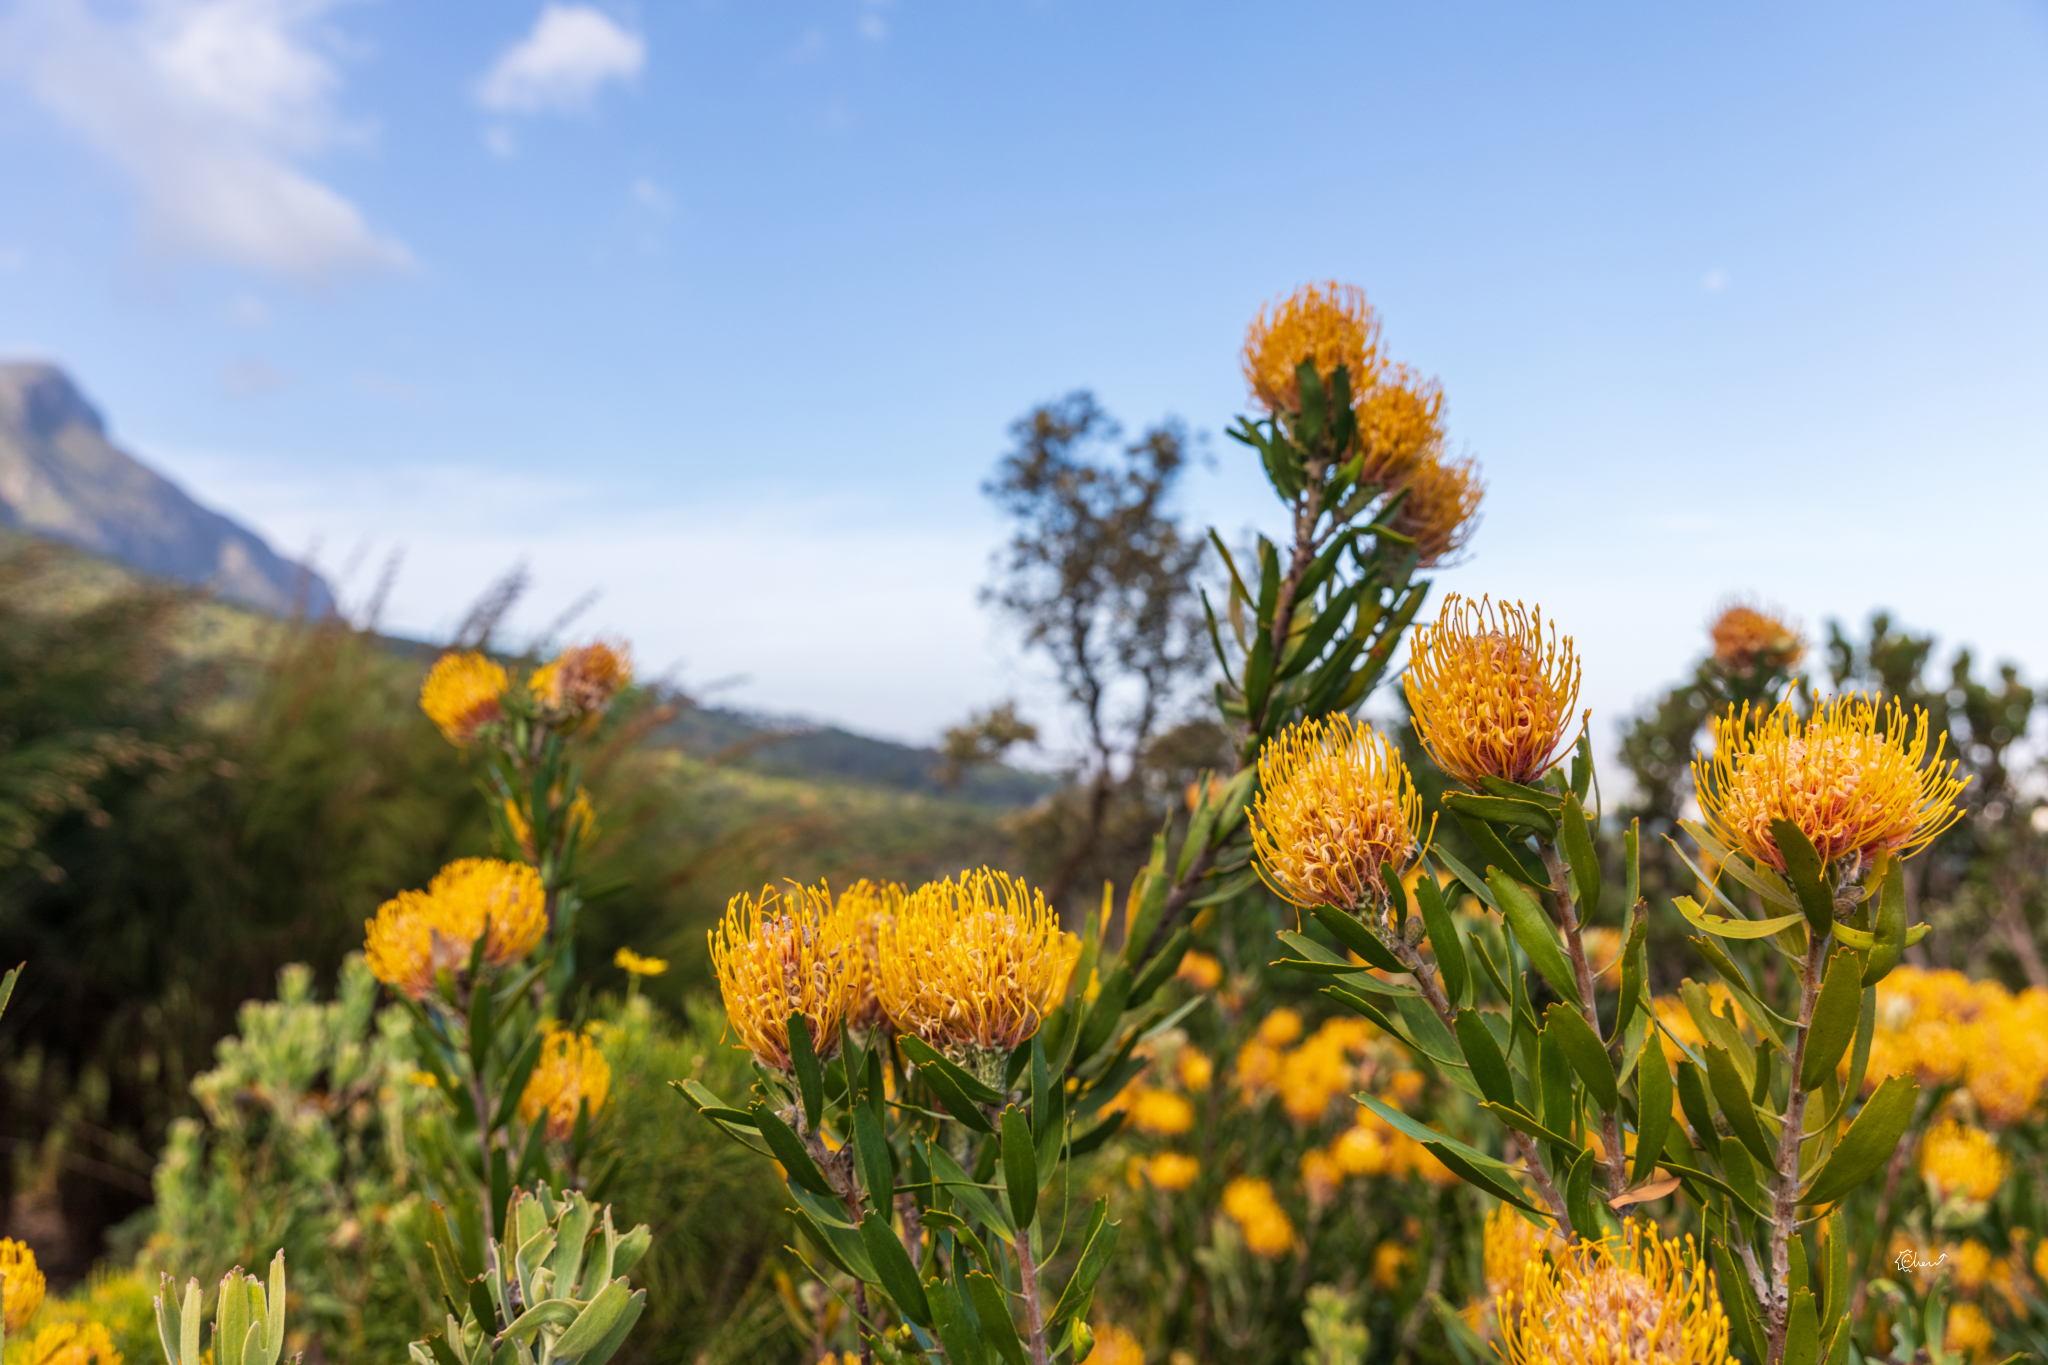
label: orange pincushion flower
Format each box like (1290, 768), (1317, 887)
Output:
(833, 879), (906, 1035)
(1695, 696), (1967, 871)
(1251, 713), (1426, 914)
(1500, 1223), (1729, 1365)
(1242, 282), (1384, 414)
(0, 1238), (44, 1334)
(1709, 602), (1804, 675)
(420, 651), (508, 745)
(710, 883), (851, 1071)
(1385, 454), (1484, 567)
(363, 858), (547, 1000)
(1405, 595), (1583, 788)
(877, 870), (1072, 1062)
(1355, 366), (1446, 488)
(518, 1025), (612, 1142)
(530, 640), (633, 726)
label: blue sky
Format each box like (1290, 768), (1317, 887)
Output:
(1, 0), (2045, 760)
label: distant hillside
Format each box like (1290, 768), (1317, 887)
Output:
(0, 363), (333, 615)
(658, 704), (1057, 807)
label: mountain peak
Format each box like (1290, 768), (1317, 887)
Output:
(0, 363), (333, 616)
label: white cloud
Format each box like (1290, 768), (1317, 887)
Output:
(477, 6), (644, 115)
(2, 0), (409, 280)
(1701, 268), (1732, 293)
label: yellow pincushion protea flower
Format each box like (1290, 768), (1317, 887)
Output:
(18, 1321), (121, 1365)
(1242, 281), (1384, 415)
(1385, 454), (1484, 567)
(710, 883), (852, 1071)
(1921, 1118), (2009, 1202)
(420, 651), (509, 745)
(519, 1025), (612, 1142)
(1405, 595), (1583, 788)
(876, 869), (1071, 1064)
(1252, 713), (1426, 914)
(363, 858), (548, 1000)
(1, 1237), (45, 1334)
(1694, 696), (1968, 872)
(1482, 1202), (1563, 1325)
(832, 879), (906, 1035)
(1500, 1222), (1729, 1365)
(1355, 365), (1445, 489)
(1709, 602), (1803, 675)
(530, 640), (633, 726)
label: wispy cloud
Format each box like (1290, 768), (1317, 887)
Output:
(2, 0), (409, 280)
(477, 5), (644, 115)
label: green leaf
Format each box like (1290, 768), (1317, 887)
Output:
(1633, 1033), (1671, 1187)
(860, 1211), (933, 1327)
(1713, 1240), (1768, 1365)
(1128, 927), (1191, 1009)
(1073, 962), (1133, 1063)
(1539, 1019), (1575, 1142)
(1784, 1287), (1821, 1365)
(1560, 795), (1601, 919)
(1309, 903), (1405, 972)
(749, 1105), (836, 1196)
(492, 1032), (548, 1134)
(1415, 864), (1469, 1007)
(926, 1280), (988, 1365)
(1563, 1146), (1604, 1240)
(965, 1271), (1029, 1365)
(1355, 1094), (1521, 1179)
(1454, 1010), (1518, 1110)
(0, 964), (17, 1019)
(1688, 936), (1792, 1046)
(1443, 790), (1558, 837)
(925, 1142), (1013, 1243)
(1543, 1003), (1617, 1113)
(1863, 857), (1908, 987)
(1454, 813), (1548, 889)
(1771, 819), (1837, 940)
(552, 1280), (634, 1357)
(1431, 845), (1499, 913)
(1425, 1141), (1544, 1213)
(1000, 1106), (1037, 1230)
(1673, 895), (1807, 940)
(1491, 870), (1582, 1008)
(852, 1090), (894, 1209)
(899, 1037), (997, 1132)
(1614, 906), (1650, 1039)
(466, 971), (495, 1078)
(1705, 1045), (1777, 1169)
(786, 1011), (824, 1133)
(1802, 950), (1866, 1093)
(1674, 1058), (1719, 1165)
(1802, 1075), (1920, 1206)
(1047, 1199), (1118, 1328)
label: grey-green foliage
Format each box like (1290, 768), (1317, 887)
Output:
(149, 955), (439, 1363)
(154, 1252), (292, 1365)
(1299, 1286), (1369, 1365)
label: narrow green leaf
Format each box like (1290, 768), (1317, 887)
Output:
(1492, 871), (1582, 1008)
(965, 1271), (1029, 1365)
(1863, 857), (1908, 987)
(1543, 1003), (1617, 1112)
(1454, 1010), (1517, 1110)
(1802, 1075), (1920, 1206)
(1539, 1020), (1575, 1142)
(1047, 1200), (1119, 1328)
(1801, 950), (1866, 1093)
(1771, 818), (1836, 940)
(852, 1091), (894, 1209)
(1355, 1094), (1520, 1175)
(1443, 790), (1557, 837)
(899, 1037), (997, 1132)
(491, 1031), (548, 1134)
(1689, 936), (1791, 1046)
(1000, 1106), (1037, 1230)
(1415, 865), (1469, 1007)
(1713, 1240), (1768, 1365)
(1426, 1141), (1544, 1213)
(1673, 895), (1807, 941)
(1634, 1033), (1672, 1186)
(926, 1280), (988, 1365)
(1563, 1146), (1604, 1240)
(1309, 903), (1405, 972)
(1455, 813), (1548, 889)
(1673, 1057), (1719, 1167)
(1784, 1287), (1821, 1365)
(1705, 1045), (1777, 1168)
(786, 1011), (825, 1133)
(1560, 795), (1601, 919)
(465, 973), (495, 1077)
(860, 1211), (933, 1327)
(1073, 962), (1133, 1063)
(750, 1105), (836, 1196)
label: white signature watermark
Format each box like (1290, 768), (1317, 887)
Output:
(1894, 1249), (1950, 1272)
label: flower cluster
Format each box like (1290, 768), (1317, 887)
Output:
(1708, 601), (1804, 677)
(14, 1321), (121, 1365)
(420, 651), (510, 745)
(363, 858), (548, 1001)
(418, 640), (633, 748)
(1921, 1118), (2010, 1203)
(528, 640), (633, 731)
(1405, 595), (1583, 788)
(518, 1025), (612, 1143)
(1862, 967), (2048, 1123)
(1241, 281), (1384, 414)
(1220, 1176), (1297, 1258)
(1498, 1222), (1729, 1365)
(1695, 695), (1968, 872)
(1250, 713), (1426, 917)
(2, 1237), (45, 1335)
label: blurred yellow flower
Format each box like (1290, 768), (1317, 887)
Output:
(363, 858), (547, 1001)
(1130, 1089), (1196, 1137)
(1862, 968), (2048, 1121)
(1259, 1008), (1305, 1047)
(16, 1322), (120, 1365)
(1221, 1177), (1297, 1259)
(1949, 1240), (1994, 1293)
(1175, 950), (1223, 991)
(2033, 1236), (2048, 1289)
(1087, 1322), (1144, 1365)
(1, 1238), (45, 1334)
(1922, 1119), (2009, 1202)
(1241, 281), (1383, 415)
(614, 947), (667, 977)
(709, 882), (851, 1071)
(877, 870), (1070, 1065)
(1333, 1125), (1391, 1178)
(1945, 1302), (1994, 1361)
(505, 789), (598, 862)
(1301, 1147), (1342, 1208)
(1384, 454), (1483, 568)
(1695, 696), (1967, 873)
(1580, 927), (1624, 980)
(1500, 1223), (1728, 1365)
(1177, 1047), (1213, 1092)
(1483, 1203), (1563, 1323)
(420, 651), (509, 745)
(1142, 1152), (1200, 1192)
(1236, 1039), (1283, 1098)
(1354, 365), (1444, 489)
(832, 880), (906, 1036)
(529, 639), (633, 726)
(1709, 602), (1803, 676)
(1371, 1241), (1412, 1290)
(519, 1025), (611, 1143)
(1405, 595), (1582, 789)
(1251, 713), (1426, 915)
